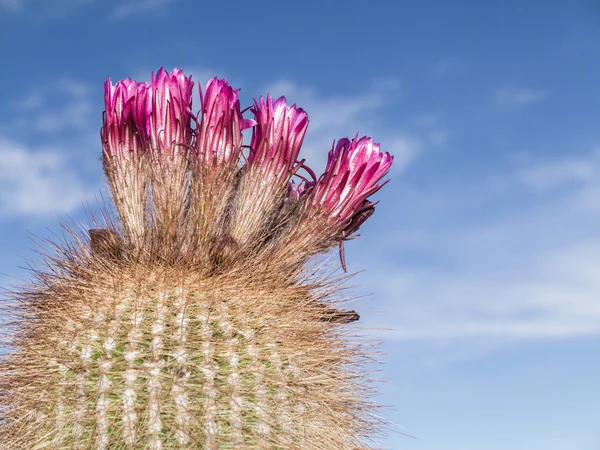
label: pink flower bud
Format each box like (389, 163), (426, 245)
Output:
(308, 136), (393, 231)
(101, 78), (149, 157)
(148, 68), (194, 156)
(195, 77), (246, 167)
(248, 94), (308, 179)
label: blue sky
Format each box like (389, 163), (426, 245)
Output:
(1, 0), (599, 448)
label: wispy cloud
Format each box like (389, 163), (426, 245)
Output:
(0, 77), (101, 218)
(14, 92), (44, 111)
(518, 152), (598, 191)
(263, 78), (431, 174)
(33, 80), (94, 133)
(4, 0), (180, 19)
(494, 86), (548, 108)
(366, 254), (600, 341)
(0, 0), (22, 11)
(356, 146), (600, 344)
(1, 0), (93, 17)
(111, 0), (179, 19)
(431, 57), (461, 77)
(0, 139), (95, 216)
(3, 77), (95, 136)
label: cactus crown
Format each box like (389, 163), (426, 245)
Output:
(0, 68), (394, 449)
(99, 68), (393, 273)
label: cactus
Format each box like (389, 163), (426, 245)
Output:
(0, 68), (394, 449)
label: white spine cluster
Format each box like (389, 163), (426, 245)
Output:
(172, 288), (191, 446)
(96, 297), (126, 450)
(220, 304), (243, 445)
(267, 342), (293, 445)
(122, 294), (143, 447)
(247, 342), (271, 444)
(199, 311), (218, 449)
(146, 292), (167, 450)
(73, 307), (99, 446)
(50, 361), (68, 448)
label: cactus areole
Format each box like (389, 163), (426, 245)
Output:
(0, 68), (394, 449)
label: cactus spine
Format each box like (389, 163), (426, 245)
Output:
(0, 68), (393, 449)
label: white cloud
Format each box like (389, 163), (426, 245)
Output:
(34, 99), (93, 133)
(5, 77), (94, 134)
(4, 0), (179, 19)
(353, 146), (600, 344)
(180, 67), (220, 88)
(495, 87), (548, 108)
(56, 77), (90, 98)
(265, 80), (384, 132)
(409, 113), (439, 127)
(431, 57), (461, 77)
(15, 92), (43, 110)
(0, 139), (95, 216)
(1, 0), (92, 16)
(111, 0), (179, 19)
(385, 136), (421, 172)
(0, 77), (101, 218)
(365, 255), (600, 342)
(0, 0), (22, 11)
(263, 79), (429, 175)
(426, 129), (449, 147)
(519, 155), (597, 191)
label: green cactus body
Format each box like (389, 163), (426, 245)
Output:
(0, 68), (392, 448)
(1, 265), (377, 449)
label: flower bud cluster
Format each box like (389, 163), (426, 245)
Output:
(101, 68), (393, 270)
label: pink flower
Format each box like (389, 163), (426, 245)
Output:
(101, 78), (149, 157)
(196, 77), (249, 167)
(307, 136), (393, 233)
(248, 94), (308, 179)
(147, 68), (194, 156)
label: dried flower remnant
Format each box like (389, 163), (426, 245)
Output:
(0, 67), (396, 449)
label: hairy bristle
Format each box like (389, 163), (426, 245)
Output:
(0, 240), (384, 448)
